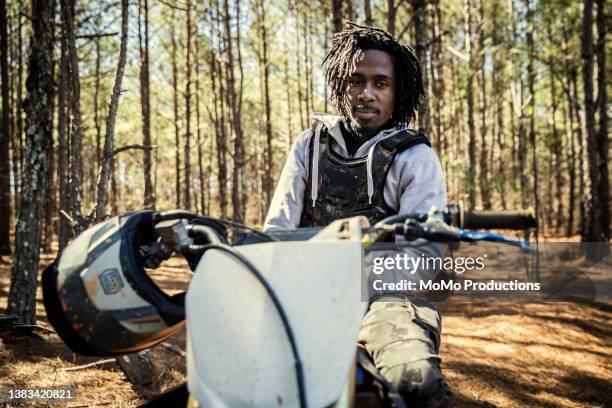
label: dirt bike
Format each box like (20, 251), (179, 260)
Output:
(42, 204), (535, 408)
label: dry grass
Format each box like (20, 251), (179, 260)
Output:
(0, 249), (610, 407)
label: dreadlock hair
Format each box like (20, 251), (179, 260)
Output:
(323, 22), (424, 128)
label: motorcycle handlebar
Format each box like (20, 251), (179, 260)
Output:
(461, 209), (536, 230)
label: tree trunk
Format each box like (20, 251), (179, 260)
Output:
(215, 49), (228, 218)
(332, 0), (343, 33)
(42, 117), (56, 253)
(139, 0), (154, 209)
(595, 0), (608, 242)
(307, 8), (315, 115)
(7, 0), (54, 324)
(237, 0), (247, 223)
(184, 0), (192, 210)
(364, 0), (373, 26)
(430, 0), (443, 150)
(9, 12), (16, 203)
(476, 0), (490, 209)
(94, 0), (129, 222)
(560, 21), (585, 235)
(257, 0), (273, 208)
(225, 0), (245, 222)
(303, 7), (312, 121)
(387, 0), (397, 36)
(573, 70), (587, 237)
(57, 34), (71, 250)
(564, 89), (576, 236)
(16, 7), (24, 202)
(14, 7), (24, 214)
(295, 4), (305, 130)
(60, 0), (85, 233)
(581, 0), (607, 250)
(344, 0), (353, 21)
(412, 0), (430, 136)
(11, 114), (20, 224)
(525, 0), (539, 230)
(581, 0), (597, 242)
(94, 15), (102, 172)
(491, 1), (506, 209)
(111, 157), (118, 215)
(90, 13), (102, 205)
(171, 15), (181, 208)
(0, 0), (11, 255)
(195, 17), (205, 214)
(464, 0), (476, 209)
(211, 2), (227, 218)
(546, 23), (563, 232)
(283, 44), (293, 148)
(507, 0), (527, 208)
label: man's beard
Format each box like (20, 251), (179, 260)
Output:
(346, 114), (394, 140)
(347, 116), (380, 140)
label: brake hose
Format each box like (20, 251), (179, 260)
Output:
(188, 243), (307, 408)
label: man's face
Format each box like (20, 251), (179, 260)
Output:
(345, 48), (396, 137)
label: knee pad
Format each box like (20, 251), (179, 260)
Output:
(383, 359), (452, 407)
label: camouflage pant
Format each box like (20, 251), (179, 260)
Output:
(358, 296), (453, 408)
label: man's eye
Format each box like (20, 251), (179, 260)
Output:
(376, 81), (389, 87)
(349, 79), (363, 86)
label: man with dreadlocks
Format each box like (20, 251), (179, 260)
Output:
(264, 23), (452, 407)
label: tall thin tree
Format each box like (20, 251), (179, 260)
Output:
(139, 0), (154, 209)
(476, 0), (490, 209)
(224, 0), (245, 222)
(411, 0), (430, 136)
(364, 0), (373, 26)
(595, 0), (608, 243)
(332, 0), (343, 33)
(0, 0), (12, 256)
(256, 0), (273, 207)
(57, 33), (71, 249)
(60, 0), (85, 233)
(184, 0), (192, 210)
(386, 0), (402, 36)
(525, 0), (538, 227)
(7, 0), (55, 324)
(14, 5), (24, 212)
(94, 0), (129, 221)
(171, 12), (181, 208)
(464, 0), (476, 208)
(581, 0), (607, 248)
(195, 17), (205, 214)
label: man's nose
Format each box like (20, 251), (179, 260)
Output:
(358, 83), (375, 101)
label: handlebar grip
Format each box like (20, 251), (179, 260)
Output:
(462, 209), (536, 230)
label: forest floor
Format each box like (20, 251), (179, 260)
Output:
(0, 250), (610, 408)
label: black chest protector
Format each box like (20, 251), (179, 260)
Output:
(300, 122), (431, 227)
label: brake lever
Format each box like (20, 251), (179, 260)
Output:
(459, 230), (534, 251)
